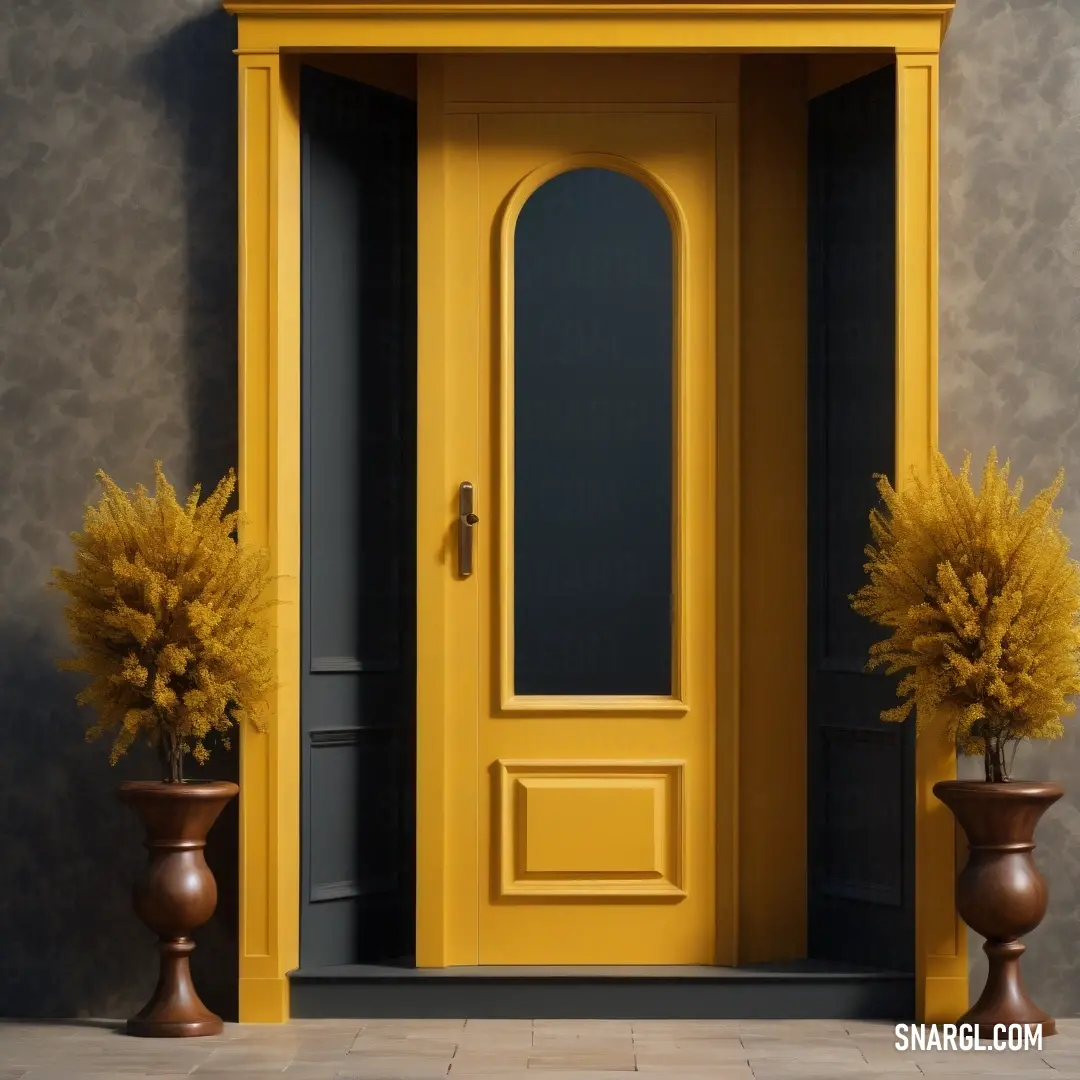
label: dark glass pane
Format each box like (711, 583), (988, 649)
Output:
(513, 168), (673, 696)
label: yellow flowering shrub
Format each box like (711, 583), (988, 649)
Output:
(51, 463), (275, 782)
(851, 449), (1080, 782)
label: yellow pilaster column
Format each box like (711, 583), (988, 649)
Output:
(896, 51), (968, 1024)
(236, 48), (301, 1024)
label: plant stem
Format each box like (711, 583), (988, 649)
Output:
(171, 737), (184, 783)
(985, 732), (1009, 783)
(157, 731), (171, 782)
(160, 725), (184, 783)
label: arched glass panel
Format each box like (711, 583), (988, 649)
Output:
(513, 167), (674, 697)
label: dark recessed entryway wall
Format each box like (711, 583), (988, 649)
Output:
(806, 63), (915, 976)
(298, 64), (418, 969)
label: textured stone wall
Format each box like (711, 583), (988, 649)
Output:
(940, 0), (1080, 1017)
(2, 0), (1080, 1022)
(0, 0), (239, 1018)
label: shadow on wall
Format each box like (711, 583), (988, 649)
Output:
(138, 9), (240, 496)
(0, 629), (239, 1022)
(0, 8), (240, 1020)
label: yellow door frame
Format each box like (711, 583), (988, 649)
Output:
(224, 0), (964, 1025)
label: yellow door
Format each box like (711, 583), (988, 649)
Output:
(438, 102), (728, 965)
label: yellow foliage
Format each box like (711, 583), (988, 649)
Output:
(851, 449), (1080, 781)
(51, 462), (275, 782)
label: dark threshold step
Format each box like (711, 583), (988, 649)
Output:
(288, 962), (914, 1020)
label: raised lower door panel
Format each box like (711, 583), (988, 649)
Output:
(495, 760), (687, 898)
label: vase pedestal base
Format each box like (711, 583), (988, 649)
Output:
(127, 1017), (224, 1038)
(959, 940), (1056, 1039)
(126, 937), (224, 1038)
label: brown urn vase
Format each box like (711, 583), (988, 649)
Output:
(933, 779), (1062, 1037)
(118, 780), (239, 1037)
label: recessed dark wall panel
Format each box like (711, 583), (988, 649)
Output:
(300, 65), (417, 970)
(820, 725), (904, 905)
(807, 64), (915, 973)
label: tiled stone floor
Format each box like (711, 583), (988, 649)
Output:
(2, 1018), (1080, 1079)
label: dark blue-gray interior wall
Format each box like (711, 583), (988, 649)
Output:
(2, 0), (1080, 1019)
(299, 64), (417, 971)
(807, 65), (915, 977)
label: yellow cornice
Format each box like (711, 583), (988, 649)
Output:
(226, 11), (956, 53)
(222, 0), (955, 18)
(223, 0), (948, 10)
(223, 0), (955, 52)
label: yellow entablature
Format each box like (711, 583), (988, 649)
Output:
(224, 0), (954, 54)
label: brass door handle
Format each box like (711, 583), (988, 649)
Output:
(458, 482), (479, 578)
